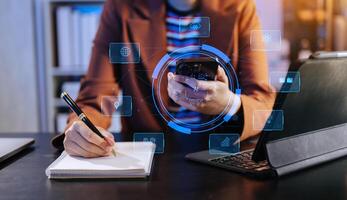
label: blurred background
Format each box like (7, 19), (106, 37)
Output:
(0, 0), (345, 133)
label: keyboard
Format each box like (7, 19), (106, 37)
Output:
(209, 150), (270, 172)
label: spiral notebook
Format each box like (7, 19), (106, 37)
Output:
(46, 142), (156, 179)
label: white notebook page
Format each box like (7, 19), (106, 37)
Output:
(46, 142), (155, 178)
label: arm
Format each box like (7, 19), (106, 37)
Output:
(52, 0), (121, 154)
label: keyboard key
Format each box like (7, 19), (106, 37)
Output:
(209, 150), (270, 172)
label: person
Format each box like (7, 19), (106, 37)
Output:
(52, 0), (276, 157)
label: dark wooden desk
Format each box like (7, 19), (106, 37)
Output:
(0, 133), (347, 200)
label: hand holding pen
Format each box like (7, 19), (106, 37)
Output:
(61, 92), (116, 158)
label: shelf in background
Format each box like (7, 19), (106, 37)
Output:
(52, 67), (87, 76)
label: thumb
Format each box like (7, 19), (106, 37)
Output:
(216, 66), (228, 85)
(105, 136), (115, 146)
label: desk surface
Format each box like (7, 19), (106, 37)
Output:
(0, 133), (347, 200)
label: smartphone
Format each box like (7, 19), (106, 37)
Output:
(175, 57), (218, 81)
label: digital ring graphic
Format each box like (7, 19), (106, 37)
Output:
(152, 44), (241, 134)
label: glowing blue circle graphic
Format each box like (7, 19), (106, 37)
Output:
(152, 44), (241, 134)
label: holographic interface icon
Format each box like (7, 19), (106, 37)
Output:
(270, 71), (301, 93)
(100, 95), (132, 117)
(279, 77), (293, 84)
(109, 43), (140, 63)
(179, 17), (210, 38)
(250, 30), (281, 51)
(209, 134), (240, 155)
(253, 110), (284, 131)
(189, 22), (202, 31)
(133, 133), (164, 154)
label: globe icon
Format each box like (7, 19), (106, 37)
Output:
(120, 46), (131, 57)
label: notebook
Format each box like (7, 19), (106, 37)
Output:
(46, 142), (156, 179)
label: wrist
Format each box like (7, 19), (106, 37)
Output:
(224, 92), (241, 118)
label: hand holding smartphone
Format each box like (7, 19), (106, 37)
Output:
(169, 57), (237, 115)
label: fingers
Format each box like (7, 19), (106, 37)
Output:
(166, 69), (233, 115)
(104, 137), (115, 148)
(173, 74), (199, 90)
(74, 121), (110, 148)
(173, 74), (215, 92)
(64, 139), (102, 158)
(168, 73), (186, 97)
(64, 121), (114, 158)
(168, 73), (207, 99)
(67, 129), (109, 155)
(167, 72), (231, 114)
(168, 72), (212, 111)
(168, 86), (196, 110)
(172, 66), (229, 91)
(98, 127), (115, 146)
(168, 79), (206, 99)
(167, 83), (195, 110)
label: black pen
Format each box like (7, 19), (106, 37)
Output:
(61, 92), (116, 156)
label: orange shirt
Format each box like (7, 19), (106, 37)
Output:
(52, 0), (275, 148)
